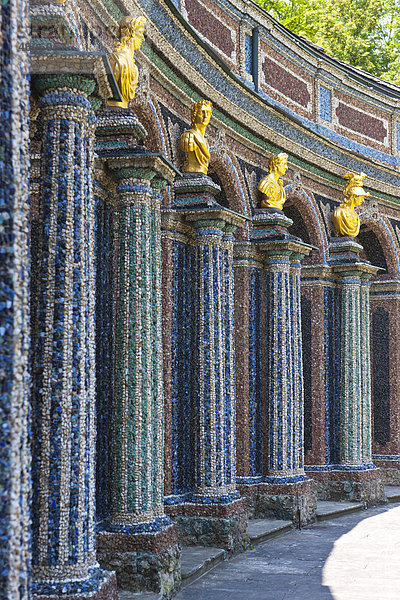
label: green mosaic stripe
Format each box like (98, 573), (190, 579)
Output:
(140, 203), (149, 511)
(115, 206), (128, 510)
(127, 203), (138, 511)
(100, 0), (123, 22)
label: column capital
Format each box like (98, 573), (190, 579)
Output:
(182, 207), (247, 234)
(107, 153), (177, 187)
(31, 48), (122, 104)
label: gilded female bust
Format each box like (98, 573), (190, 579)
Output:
(258, 153), (288, 210)
(108, 16), (146, 109)
(332, 172), (369, 237)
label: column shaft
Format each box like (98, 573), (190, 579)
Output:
(265, 254), (305, 480)
(194, 222), (236, 496)
(340, 278), (372, 466)
(112, 182), (165, 524)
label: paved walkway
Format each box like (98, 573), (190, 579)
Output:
(172, 502), (400, 600)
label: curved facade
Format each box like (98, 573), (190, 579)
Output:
(2, 0), (400, 597)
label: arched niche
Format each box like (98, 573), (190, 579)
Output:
(358, 217), (399, 281)
(132, 98), (166, 155)
(283, 187), (327, 265)
(209, 154), (251, 240)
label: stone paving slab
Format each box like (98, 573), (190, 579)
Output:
(119, 591), (160, 600)
(316, 500), (364, 520)
(247, 518), (292, 546)
(385, 485), (400, 502)
(173, 502), (400, 600)
(181, 546), (226, 586)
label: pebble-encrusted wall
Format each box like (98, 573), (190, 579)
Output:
(0, 0), (31, 600)
(0, 0), (31, 597)
(4, 0), (400, 596)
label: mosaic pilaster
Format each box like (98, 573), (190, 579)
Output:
(31, 78), (117, 599)
(170, 178), (248, 554)
(0, 0), (31, 594)
(247, 209), (316, 525)
(306, 237), (385, 505)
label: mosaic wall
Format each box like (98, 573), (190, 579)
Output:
(0, 0), (31, 597)
(5, 0), (400, 594)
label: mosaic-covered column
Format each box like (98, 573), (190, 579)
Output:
(370, 286), (400, 483)
(322, 237), (385, 504)
(31, 77), (117, 599)
(0, 0), (31, 594)
(234, 243), (264, 505)
(96, 154), (180, 596)
(171, 175), (248, 553)
(250, 209), (316, 524)
(263, 248), (307, 480)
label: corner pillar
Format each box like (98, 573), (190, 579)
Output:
(245, 209), (316, 525)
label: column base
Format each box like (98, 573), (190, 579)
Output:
(97, 522), (181, 598)
(238, 477), (317, 526)
(306, 465), (385, 505)
(33, 569), (117, 600)
(372, 456), (400, 485)
(166, 497), (248, 555)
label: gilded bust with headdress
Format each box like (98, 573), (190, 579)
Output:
(332, 172), (369, 237)
(108, 15), (146, 109)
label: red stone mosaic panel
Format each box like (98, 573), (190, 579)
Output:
(262, 57), (311, 107)
(185, 0), (235, 57)
(336, 102), (387, 142)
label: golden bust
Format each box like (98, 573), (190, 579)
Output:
(180, 100), (213, 174)
(108, 16), (146, 109)
(332, 172), (369, 237)
(258, 153), (288, 210)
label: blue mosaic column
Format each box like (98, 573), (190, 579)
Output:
(31, 77), (116, 599)
(264, 247), (308, 482)
(0, 0), (31, 594)
(189, 216), (240, 500)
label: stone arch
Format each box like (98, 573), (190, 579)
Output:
(132, 97), (167, 155)
(284, 185), (328, 265)
(208, 152), (251, 240)
(358, 214), (400, 281)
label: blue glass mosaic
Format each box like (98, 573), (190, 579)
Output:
(320, 85), (332, 122)
(170, 240), (195, 496)
(245, 34), (253, 75)
(324, 287), (341, 464)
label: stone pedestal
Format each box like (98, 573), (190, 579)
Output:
(306, 238), (385, 505)
(167, 175), (248, 553)
(95, 109), (181, 597)
(31, 77), (117, 599)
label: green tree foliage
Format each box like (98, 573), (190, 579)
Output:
(255, 0), (400, 84)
